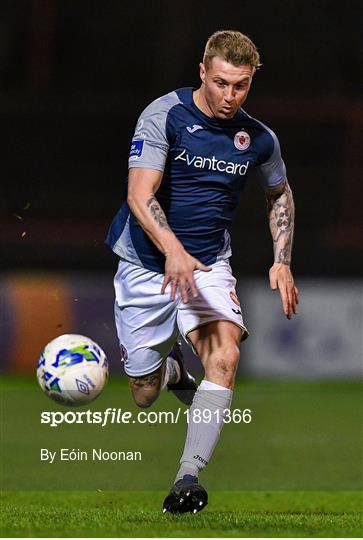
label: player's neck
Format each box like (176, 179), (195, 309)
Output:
(193, 88), (214, 118)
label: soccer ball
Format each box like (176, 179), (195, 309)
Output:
(37, 334), (109, 406)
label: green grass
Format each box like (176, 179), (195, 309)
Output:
(1, 377), (362, 491)
(1, 376), (362, 536)
(1, 490), (362, 537)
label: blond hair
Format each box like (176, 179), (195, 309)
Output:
(203, 30), (261, 70)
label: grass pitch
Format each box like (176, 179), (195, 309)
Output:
(1, 376), (362, 536)
(1, 490), (362, 537)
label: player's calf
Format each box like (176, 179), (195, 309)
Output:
(203, 345), (240, 389)
(128, 368), (163, 408)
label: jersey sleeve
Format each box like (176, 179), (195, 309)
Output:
(128, 92), (179, 171)
(257, 128), (286, 188)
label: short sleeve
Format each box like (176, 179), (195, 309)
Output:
(257, 128), (286, 188)
(128, 92), (180, 172)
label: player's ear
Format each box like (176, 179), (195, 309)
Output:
(199, 62), (206, 83)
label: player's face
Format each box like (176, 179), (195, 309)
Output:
(199, 57), (254, 119)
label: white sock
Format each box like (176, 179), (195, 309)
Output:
(161, 357), (180, 389)
(175, 379), (233, 481)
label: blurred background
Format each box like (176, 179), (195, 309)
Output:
(0, 0), (362, 378)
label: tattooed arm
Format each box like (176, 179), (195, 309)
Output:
(267, 179), (295, 264)
(127, 168), (179, 255)
(127, 167), (210, 302)
(265, 179), (299, 319)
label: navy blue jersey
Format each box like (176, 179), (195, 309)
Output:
(106, 87), (286, 272)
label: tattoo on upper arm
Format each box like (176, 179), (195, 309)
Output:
(266, 183), (295, 265)
(146, 196), (171, 231)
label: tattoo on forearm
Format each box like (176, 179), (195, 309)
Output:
(267, 182), (295, 265)
(146, 196), (171, 231)
(276, 247), (289, 264)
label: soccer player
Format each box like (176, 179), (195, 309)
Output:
(106, 30), (298, 513)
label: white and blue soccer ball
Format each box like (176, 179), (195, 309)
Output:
(37, 334), (109, 406)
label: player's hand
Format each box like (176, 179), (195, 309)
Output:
(269, 263), (299, 319)
(161, 249), (211, 303)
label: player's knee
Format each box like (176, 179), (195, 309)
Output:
(212, 345), (240, 371)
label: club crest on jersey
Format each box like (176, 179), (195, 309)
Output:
(234, 130), (250, 151)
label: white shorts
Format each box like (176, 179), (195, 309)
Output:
(113, 258), (249, 377)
